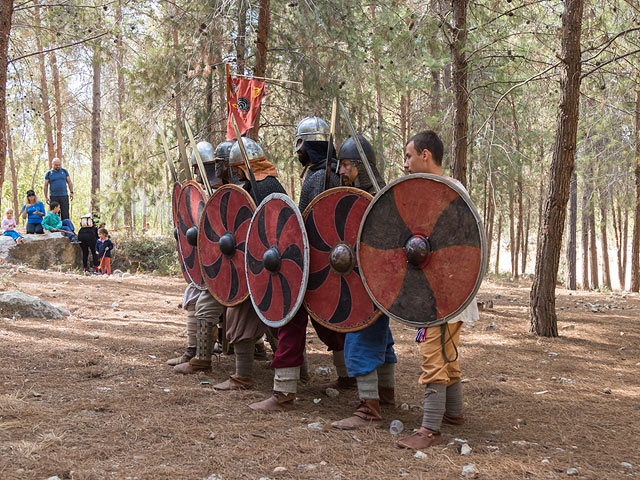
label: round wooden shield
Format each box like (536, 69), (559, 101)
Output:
(245, 193), (309, 328)
(197, 184), (256, 306)
(172, 182), (192, 285)
(302, 187), (381, 332)
(177, 180), (207, 289)
(357, 174), (486, 328)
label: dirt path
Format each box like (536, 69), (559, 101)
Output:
(0, 265), (638, 479)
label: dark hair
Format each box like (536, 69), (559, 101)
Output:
(98, 227), (109, 236)
(406, 130), (444, 166)
(50, 200), (60, 210)
(26, 189), (35, 196)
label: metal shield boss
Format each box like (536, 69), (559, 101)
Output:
(197, 184), (256, 306)
(303, 187), (381, 332)
(357, 174), (487, 328)
(176, 180), (207, 289)
(245, 193), (309, 328)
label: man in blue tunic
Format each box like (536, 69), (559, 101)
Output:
(43, 158), (74, 220)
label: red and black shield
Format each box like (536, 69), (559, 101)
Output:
(177, 180), (207, 288)
(302, 187), (381, 332)
(172, 182), (191, 285)
(197, 184), (256, 306)
(357, 174), (486, 327)
(245, 193), (309, 328)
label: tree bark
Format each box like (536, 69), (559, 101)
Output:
(113, 0), (125, 228)
(0, 0), (12, 201)
(50, 51), (63, 159)
(631, 90), (640, 292)
(172, 23), (190, 181)
(529, 0), (584, 337)
(34, 3), (55, 168)
(91, 47), (101, 213)
(622, 207), (628, 289)
(586, 160), (599, 290)
(566, 170), (577, 289)
(236, 0), (247, 73)
(248, 0), (270, 140)
(450, 0), (469, 186)
(522, 196), (531, 274)
(599, 189), (611, 289)
(7, 125), (18, 221)
(581, 177), (590, 289)
(509, 186), (516, 277)
(495, 213), (502, 275)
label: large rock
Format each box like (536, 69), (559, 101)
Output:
(0, 291), (71, 319)
(0, 232), (81, 270)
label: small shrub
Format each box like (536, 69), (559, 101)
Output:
(110, 234), (180, 276)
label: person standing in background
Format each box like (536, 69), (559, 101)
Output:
(43, 158), (74, 220)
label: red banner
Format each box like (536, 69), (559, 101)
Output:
(226, 74), (266, 140)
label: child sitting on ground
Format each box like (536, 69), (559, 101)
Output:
(42, 201), (79, 242)
(96, 228), (114, 275)
(2, 208), (26, 244)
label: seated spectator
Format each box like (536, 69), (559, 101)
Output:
(21, 189), (45, 234)
(2, 208), (26, 244)
(42, 201), (79, 243)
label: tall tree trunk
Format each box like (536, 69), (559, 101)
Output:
(450, 0), (469, 186)
(0, 0), (12, 201)
(236, 0), (247, 73)
(631, 90), (640, 292)
(172, 24), (190, 181)
(248, 0), (270, 140)
(581, 180), (590, 289)
(495, 213), (502, 275)
(91, 47), (101, 213)
(622, 207), (628, 289)
(7, 125), (18, 221)
(522, 196), (531, 274)
(113, 0), (125, 227)
(599, 189), (611, 289)
(485, 180), (494, 264)
(509, 186), (516, 277)
(529, 0), (584, 337)
(50, 51), (63, 159)
(34, 4), (55, 168)
(510, 98), (523, 279)
(566, 170), (577, 289)
(588, 194), (599, 289)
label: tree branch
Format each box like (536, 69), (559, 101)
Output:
(8, 32), (110, 63)
(581, 48), (640, 79)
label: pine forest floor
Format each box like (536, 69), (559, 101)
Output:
(0, 264), (638, 480)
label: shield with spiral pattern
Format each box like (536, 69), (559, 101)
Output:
(176, 180), (207, 289)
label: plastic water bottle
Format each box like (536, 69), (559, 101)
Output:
(389, 419), (404, 435)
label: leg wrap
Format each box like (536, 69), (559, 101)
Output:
(300, 349), (310, 380)
(356, 370), (379, 400)
(274, 367), (299, 394)
(422, 383), (447, 432)
(186, 308), (197, 350)
(445, 380), (464, 418)
(234, 340), (254, 378)
(376, 362), (395, 389)
(195, 317), (214, 362)
(332, 350), (348, 378)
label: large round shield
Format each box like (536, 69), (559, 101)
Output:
(245, 193), (309, 328)
(357, 174), (486, 328)
(172, 182), (192, 285)
(177, 180), (207, 289)
(197, 184), (256, 306)
(302, 187), (381, 332)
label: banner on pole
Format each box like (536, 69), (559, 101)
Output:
(226, 73), (266, 140)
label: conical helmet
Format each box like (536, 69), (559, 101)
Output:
(229, 137), (264, 164)
(293, 116), (330, 152)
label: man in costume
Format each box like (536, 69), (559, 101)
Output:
(211, 137), (288, 389)
(249, 116), (351, 412)
(396, 130), (479, 449)
(173, 141), (226, 374)
(330, 135), (397, 430)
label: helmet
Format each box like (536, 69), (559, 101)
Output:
(190, 141), (215, 166)
(229, 137), (264, 165)
(337, 135), (385, 193)
(215, 140), (235, 163)
(293, 116), (330, 153)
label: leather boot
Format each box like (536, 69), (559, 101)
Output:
(442, 414), (465, 426)
(173, 357), (210, 374)
(397, 427), (443, 449)
(213, 375), (255, 390)
(331, 399), (383, 430)
(249, 392), (295, 412)
(320, 376), (356, 390)
(167, 347), (195, 366)
(378, 387), (395, 406)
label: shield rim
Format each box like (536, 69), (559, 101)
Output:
(302, 186), (382, 332)
(245, 192), (310, 328)
(172, 181), (193, 286)
(177, 180), (208, 290)
(356, 173), (487, 328)
(197, 183), (256, 306)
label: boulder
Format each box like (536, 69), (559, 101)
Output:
(1, 232), (81, 270)
(0, 291), (70, 319)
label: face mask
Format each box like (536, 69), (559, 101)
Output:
(297, 148), (310, 167)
